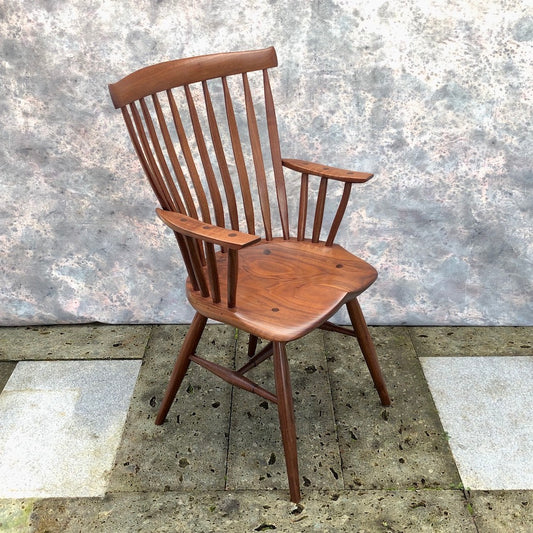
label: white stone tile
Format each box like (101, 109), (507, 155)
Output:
(420, 356), (533, 490)
(0, 360), (141, 498)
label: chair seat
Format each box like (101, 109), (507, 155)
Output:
(187, 238), (377, 342)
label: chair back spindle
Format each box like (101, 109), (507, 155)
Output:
(295, 171), (355, 246)
(264, 69), (290, 240)
(109, 47), (288, 307)
(242, 71), (273, 241)
(222, 76), (255, 235)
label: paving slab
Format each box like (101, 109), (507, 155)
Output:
(0, 360), (141, 498)
(325, 327), (461, 490)
(0, 499), (35, 532)
(108, 325), (235, 492)
(409, 326), (533, 357)
(421, 356), (533, 490)
(0, 324), (152, 360)
(226, 331), (344, 492)
(0, 325), (529, 532)
(469, 490), (533, 533)
(26, 490), (476, 532)
(0, 361), (16, 393)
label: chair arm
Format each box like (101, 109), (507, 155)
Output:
(156, 209), (261, 250)
(282, 158), (373, 183)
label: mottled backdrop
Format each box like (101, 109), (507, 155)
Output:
(1, 0), (531, 325)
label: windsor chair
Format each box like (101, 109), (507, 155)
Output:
(108, 47), (390, 503)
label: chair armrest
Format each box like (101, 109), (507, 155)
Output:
(282, 158), (373, 183)
(156, 209), (261, 249)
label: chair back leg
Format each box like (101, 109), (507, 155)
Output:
(247, 334), (259, 358)
(346, 299), (391, 406)
(273, 341), (301, 503)
(155, 313), (208, 424)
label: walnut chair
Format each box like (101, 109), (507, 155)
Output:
(109, 47), (390, 503)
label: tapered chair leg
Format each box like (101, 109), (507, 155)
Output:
(346, 298), (391, 406)
(155, 313), (208, 425)
(273, 341), (301, 503)
(247, 334), (259, 358)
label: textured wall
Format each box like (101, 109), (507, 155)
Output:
(1, 0), (531, 325)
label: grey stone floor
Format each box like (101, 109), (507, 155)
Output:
(0, 324), (531, 532)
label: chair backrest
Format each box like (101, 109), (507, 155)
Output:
(108, 47), (290, 242)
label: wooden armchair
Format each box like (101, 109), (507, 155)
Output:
(109, 47), (390, 503)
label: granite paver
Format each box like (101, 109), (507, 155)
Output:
(108, 325), (235, 492)
(409, 326), (533, 357)
(421, 356), (533, 490)
(0, 362), (16, 393)
(27, 490), (477, 532)
(0, 324), (151, 361)
(325, 327), (461, 490)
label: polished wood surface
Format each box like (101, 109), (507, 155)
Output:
(155, 313), (207, 425)
(347, 298), (391, 406)
(282, 158), (373, 183)
(190, 354), (277, 403)
(264, 69), (290, 240)
(110, 47), (390, 503)
(222, 76), (255, 234)
(243, 71), (274, 241)
(273, 341), (300, 503)
(156, 209), (260, 249)
(187, 238), (378, 342)
(109, 47), (277, 108)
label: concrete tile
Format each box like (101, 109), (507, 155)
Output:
(0, 360), (141, 498)
(410, 327), (533, 357)
(0, 324), (152, 361)
(325, 327), (461, 490)
(28, 490), (477, 532)
(0, 499), (34, 532)
(0, 362), (16, 393)
(469, 490), (533, 533)
(421, 356), (533, 490)
(226, 331), (344, 492)
(108, 325), (234, 492)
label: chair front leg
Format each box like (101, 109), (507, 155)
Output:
(273, 341), (301, 503)
(155, 313), (208, 425)
(346, 298), (391, 406)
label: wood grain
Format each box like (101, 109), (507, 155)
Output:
(157, 209), (260, 249)
(282, 158), (373, 183)
(109, 47), (277, 108)
(187, 238), (378, 342)
(243, 72), (273, 240)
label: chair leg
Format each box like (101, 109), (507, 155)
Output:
(247, 334), (259, 358)
(346, 298), (391, 407)
(155, 313), (207, 425)
(273, 341), (301, 503)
